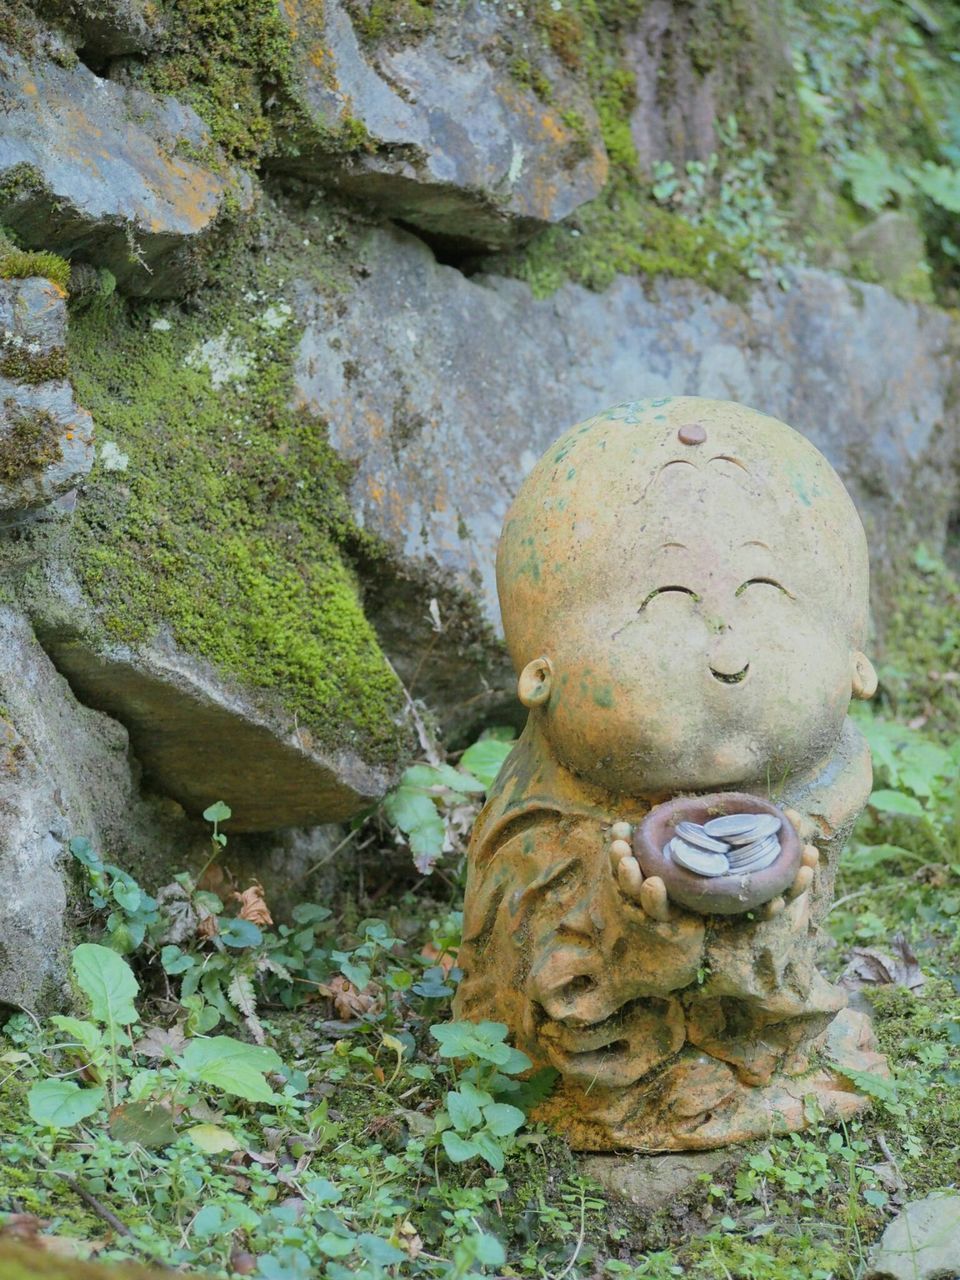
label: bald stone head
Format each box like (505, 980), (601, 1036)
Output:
(498, 396), (876, 797)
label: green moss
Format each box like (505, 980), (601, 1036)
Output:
(497, 177), (752, 299)
(59, 210), (406, 763)
(0, 247), (71, 289)
(346, 0), (436, 46)
(0, 403), (62, 481)
(135, 0), (302, 166)
(0, 345), (69, 384)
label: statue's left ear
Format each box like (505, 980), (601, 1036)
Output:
(851, 651), (878, 700)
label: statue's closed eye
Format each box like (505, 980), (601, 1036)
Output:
(639, 585), (701, 611)
(735, 577), (793, 598)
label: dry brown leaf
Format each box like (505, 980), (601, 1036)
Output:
(197, 912), (219, 941)
(841, 933), (924, 993)
(234, 882), (273, 927)
(134, 1024), (187, 1060)
(320, 974), (383, 1019)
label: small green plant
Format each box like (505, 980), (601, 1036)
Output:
(381, 729), (514, 873)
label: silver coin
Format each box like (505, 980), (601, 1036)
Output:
(726, 832), (779, 862)
(703, 813), (763, 839)
(675, 821), (731, 854)
(724, 815), (782, 846)
(726, 832), (780, 862)
(729, 837), (781, 872)
(667, 837), (730, 878)
(731, 846), (781, 875)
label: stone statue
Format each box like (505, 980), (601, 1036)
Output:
(453, 396), (889, 1151)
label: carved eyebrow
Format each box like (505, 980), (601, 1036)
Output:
(708, 454), (750, 474)
(639, 585), (701, 611)
(735, 577), (795, 599)
(740, 539), (770, 550)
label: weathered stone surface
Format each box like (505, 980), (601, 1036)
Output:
(293, 228), (960, 646)
(582, 1150), (732, 1212)
(0, 607), (146, 1008)
(0, 276), (94, 517)
(38, 0), (162, 58)
(627, 0), (795, 171)
(866, 1193), (960, 1280)
(29, 570), (407, 832)
(0, 47), (251, 295)
(278, 0), (608, 249)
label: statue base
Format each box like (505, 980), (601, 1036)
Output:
(533, 1007), (887, 1153)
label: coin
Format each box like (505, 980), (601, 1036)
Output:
(728, 835), (781, 872)
(675, 821), (731, 854)
(724, 814), (782, 846)
(667, 837), (730, 877)
(703, 813), (763, 839)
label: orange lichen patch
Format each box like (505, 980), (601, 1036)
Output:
(367, 477), (385, 505)
(538, 111), (567, 145)
(22, 80), (37, 96)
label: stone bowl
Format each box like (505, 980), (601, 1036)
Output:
(634, 792), (801, 916)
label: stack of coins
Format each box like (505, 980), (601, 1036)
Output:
(665, 812), (782, 879)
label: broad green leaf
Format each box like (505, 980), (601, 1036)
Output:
(317, 1234), (356, 1258)
(191, 1205), (223, 1237)
(840, 148), (912, 212)
(402, 763), (483, 794)
(203, 801), (232, 823)
(50, 1016), (104, 1060)
(870, 789), (925, 817)
(446, 1088), (482, 1133)
(160, 945), (195, 975)
(472, 1128), (507, 1170)
(482, 1102), (525, 1137)
(442, 1130), (480, 1163)
(28, 1079), (105, 1128)
(460, 738), (513, 788)
(473, 1234), (506, 1267)
(382, 785), (437, 835)
(109, 1100), (177, 1148)
(72, 943), (139, 1028)
(219, 917), (263, 949)
(358, 1234), (405, 1266)
(186, 1123), (242, 1153)
(178, 1035), (283, 1103)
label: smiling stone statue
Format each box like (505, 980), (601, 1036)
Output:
(453, 396), (889, 1151)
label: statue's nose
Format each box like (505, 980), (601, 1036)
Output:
(709, 632), (750, 684)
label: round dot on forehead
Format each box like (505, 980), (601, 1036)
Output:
(678, 422), (707, 445)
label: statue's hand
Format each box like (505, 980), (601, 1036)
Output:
(608, 821), (671, 922)
(760, 807), (820, 918)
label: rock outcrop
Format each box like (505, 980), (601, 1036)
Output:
(0, 275), (94, 517)
(0, 46), (250, 295)
(277, 0), (608, 249)
(293, 227), (960, 635)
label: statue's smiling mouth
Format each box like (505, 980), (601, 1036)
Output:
(710, 663), (750, 685)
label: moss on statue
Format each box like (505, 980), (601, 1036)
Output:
(57, 205), (406, 764)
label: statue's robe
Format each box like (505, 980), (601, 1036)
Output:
(453, 717), (887, 1150)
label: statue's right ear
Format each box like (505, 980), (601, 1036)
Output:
(518, 656), (554, 708)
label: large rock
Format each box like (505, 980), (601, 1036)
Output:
(277, 0), (608, 249)
(866, 1194), (960, 1280)
(293, 228), (960, 647)
(30, 570), (408, 832)
(0, 46), (251, 295)
(0, 275), (94, 518)
(0, 606), (150, 1008)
